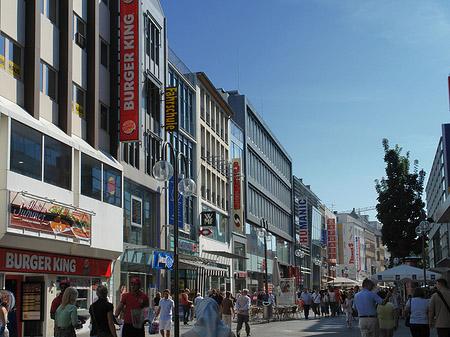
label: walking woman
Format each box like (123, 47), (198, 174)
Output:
(404, 287), (430, 337)
(89, 285), (117, 337)
(55, 287), (79, 337)
(0, 295), (8, 337)
(376, 291), (398, 337)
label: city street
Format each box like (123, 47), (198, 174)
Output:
(140, 315), (439, 337)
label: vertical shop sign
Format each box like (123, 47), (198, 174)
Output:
(337, 223), (344, 264)
(297, 198), (308, 246)
(120, 0), (140, 141)
(355, 236), (361, 272)
(165, 87), (178, 132)
(327, 218), (337, 262)
(232, 158), (244, 233)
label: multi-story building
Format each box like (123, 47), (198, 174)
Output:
(118, 0), (168, 299)
(425, 125), (450, 281)
(226, 91), (293, 294)
(0, 1), (123, 335)
(293, 177), (322, 289)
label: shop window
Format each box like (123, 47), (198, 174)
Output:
(131, 196), (142, 227)
(8, 40), (22, 80)
(73, 84), (85, 118)
(44, 136), (72, 190)
(10, 120), (42, 180)
(100, 103), (108, 131)
(0, 35), (4, 69)
(81, 153), (102, 200)
(100, 39), (108, 68)
(103, 164), (122, 207)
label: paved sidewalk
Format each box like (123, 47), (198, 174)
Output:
(142, 315), (438, 336)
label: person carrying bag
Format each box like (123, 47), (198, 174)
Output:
(89, 285), (117, 337)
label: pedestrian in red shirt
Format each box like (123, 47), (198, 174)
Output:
(50, 280), (71, 320)
(115, 277), (149, 337)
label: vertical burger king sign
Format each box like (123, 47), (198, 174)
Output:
(120, 0), (139, 142)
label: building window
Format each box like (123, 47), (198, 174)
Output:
(73, 85), (85, 118)
(0, 35), (5, 70)
(100, 40), (108, 68)
(10, 120), (42, 180)
(145, 79), (161, 134)
(41, 62), (57, 101)
(44, 136), (72, 190)
(144, 133), (160, 176)
(103, 165), (122, 207)
(101, 0), (108, 6)
(74, 15), (86, 49)
(100, 103), (108, 131)
(131, 196), (142, 227)
(47, 0), (57, 26)
(8, 40), (22, 80)
(81, 153), (102, 200)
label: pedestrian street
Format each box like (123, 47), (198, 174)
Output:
(168, 315), (437, 337)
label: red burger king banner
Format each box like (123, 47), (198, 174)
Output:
(0, 248), (111, 277)
(120, 0), (139, 142)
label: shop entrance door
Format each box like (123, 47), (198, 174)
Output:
(5, 274), (23, 337)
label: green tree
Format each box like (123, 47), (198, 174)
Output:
(375, 139), (426, 265)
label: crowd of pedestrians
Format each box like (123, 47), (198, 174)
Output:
(45, 276), (450, 337)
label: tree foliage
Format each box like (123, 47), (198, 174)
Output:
(375, 139), (426, 265)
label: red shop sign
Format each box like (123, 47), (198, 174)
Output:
(0, 248), (111, 277)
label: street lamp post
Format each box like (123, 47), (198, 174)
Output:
(153, 141), (196, 337)
(330, 265), (336, 288)
(295, 249), (305, 290)
(314, 258), (322, 289)
(415, 220), (431, 288)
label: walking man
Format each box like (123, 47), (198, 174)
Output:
(300, 288), (312, 319)
(155, 289), (175, 337)
(428, 278), (450, 337)
(312, 289), (321, 318)
(115, 277), (149, 337)
(236, 289), (251, 337)
(222, 291), (235, 329)
(353, 278), (391, 337)
(181, 288), (192, 325)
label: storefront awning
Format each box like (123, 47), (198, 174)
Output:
(180, 259), (228, 277)
(202, 250), (248, 259)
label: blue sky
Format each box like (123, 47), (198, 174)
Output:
(161, 0), (450, 220)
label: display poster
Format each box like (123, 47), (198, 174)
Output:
(21, 282), (43, 321)
(9, 191), (91, 242)
(277, 278), (296, 306)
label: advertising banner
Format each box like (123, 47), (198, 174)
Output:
(232, 158), (244, 233)
(327, 218), (337, 261)
(0, 248), (112, 277)
(9, 191), (91, 242)
(165, 87), (178, 132)
(120, 0), (139, 141)
(355, 237), (361, 272)
(337, 223), (344, 264)
(297, 198), (309, 246)
(277, 278), (296, 306)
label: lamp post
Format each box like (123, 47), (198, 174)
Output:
(295, 249), (305, 290)
(330, 265), (336, 288)
(313, 258), (322, 289)
(153, 141), (196, 337)
(257, 218), (270, 298)
(415, 220), (431, 288)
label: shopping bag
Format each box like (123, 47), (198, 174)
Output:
(149, 321), (159, 334)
